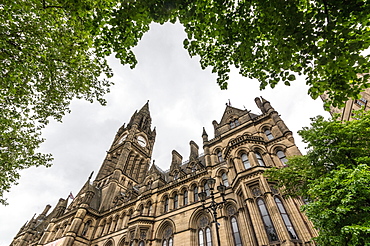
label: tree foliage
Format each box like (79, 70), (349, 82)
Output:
(267, 111), (370, 245)
(2, 0), (370, 204)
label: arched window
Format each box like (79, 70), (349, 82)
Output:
(257, 198), (278, 242)
(217, 151), (223, 162)
(198, 230), (204, 246)
(183, 190), (188, 206)
(221, 172), (229, 187)
(164, 197), (169, 213)
(173, 172), (178, 180)
(173, 194), (178, 209)
(265, 129), (274, 140)
(241, 154), (250, 169)
(138, 205), (144, 215)
(255, 152), (265, 166)
(204, 183), (210, 196)
(230, 119), (240, 129)
(194, 186), (198, 202)
(276, 150), (288, 165)
(275, 197), (298, 239)
(81, 220), (91, 236)
(138, 241), (145, 246)
(162, 226), (174, 246)
(231, 217), (242, 246)
(147, 202), (153, 216)
(198, 215), (213, 246)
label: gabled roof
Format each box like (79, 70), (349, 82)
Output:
(218, 105), (248, 126)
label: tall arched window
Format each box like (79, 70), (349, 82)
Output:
(183, 190), (188, 206)
(264, 129), (274, 140)
(194, 186), (198, 202)
(276, 150), (288, 165)
(275, 197), (298, 239)
(231, 217), (242, 246)
(147, 202), (153, 216)
(138, 241), (145, 246)
(257, 198), (278, 242)
(205, 228), (212, 246)
(164, 197), (169, 213)
(173, 194), (178, 209)
(162, 226), (174, 246)
(217, 151), (223, 162)
(255, 152), (265, 166)
(198, 230), (204, 246)
(221, 172), (229, 187)
(198, 215), (213, 246)
(241, 154), (250, 169)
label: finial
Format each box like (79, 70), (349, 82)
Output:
(88, 171), (94, 181)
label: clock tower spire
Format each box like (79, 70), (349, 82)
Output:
(94, 101), (155, 185)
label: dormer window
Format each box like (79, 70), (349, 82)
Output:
(264, 129), (274, 140)
(230, 119), (240, 129)
(173, 172), (178, 180)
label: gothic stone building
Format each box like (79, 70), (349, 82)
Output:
(11, 98), (317, 246)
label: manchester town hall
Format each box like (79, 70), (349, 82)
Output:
(10, 98), (318, 246)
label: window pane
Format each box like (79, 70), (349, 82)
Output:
(162, 239), (167, 246)
(255, 152), (265, 166)
(222, 173), (229, 187)
(168, 238), (173, 246)
(184, 191), (188, 205)
(265, 130), (274, 140)
(275, 197), (298, 239)
(164, 198), (169, 212)
(204, 183), (210, 196)
(206, 228), (212, 246)
(231, 217), (242, 246)
(139, 242), (145, 246)
(257, 199), (278, 242)
(217, 151), (223, 162)
(174, 194), (178, 209)
(277, 151), (288, 165)
(241, 154), (250, 169)
(194, 187), (198, 202)
(199, 230), (204, 246)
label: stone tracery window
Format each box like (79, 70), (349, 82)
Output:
(198, 215), (213, 246)
(162, 226), (174, 246)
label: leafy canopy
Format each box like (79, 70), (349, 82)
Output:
(267, 111), (370, 246)
(2, 0), (370, 204)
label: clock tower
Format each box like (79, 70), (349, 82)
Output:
(93, 101), (156, 210)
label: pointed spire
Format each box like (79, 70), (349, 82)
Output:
(138, 100), (150, 116)
(202, 127), (209, 142)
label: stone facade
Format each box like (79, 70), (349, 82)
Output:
(10, 98), (317, 246)
(321, 88), (370, 121)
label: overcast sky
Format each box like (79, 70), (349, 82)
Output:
(0, 23), (330, 245)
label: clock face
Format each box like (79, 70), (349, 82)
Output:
(137, 136), (147, 147)
(118, 134), (127, 144)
